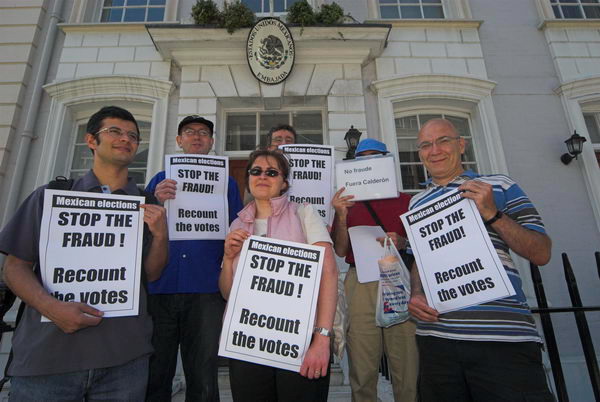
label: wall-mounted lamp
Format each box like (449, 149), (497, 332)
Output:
(344, 126), (362, 160)
(560, 131), (587, 165)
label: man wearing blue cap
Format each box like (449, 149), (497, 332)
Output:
(331, 138), (418, 402)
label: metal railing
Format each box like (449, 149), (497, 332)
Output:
(530, 252), (600, 402)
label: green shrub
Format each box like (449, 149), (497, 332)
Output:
(287, 1), (317, 26)
(221, 1), (255, 34)
(316, 2), (344, 25)
(191, 0), (221, 25)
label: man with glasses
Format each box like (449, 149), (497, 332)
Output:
(145, 116), (243, 402)
(0, 106), (168, 400)
(265, 124), (297, 150)
(408, 118), (554, 401)
(331, 138), (418, 402)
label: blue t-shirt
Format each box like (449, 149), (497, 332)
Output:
(146, 171), (243, 294)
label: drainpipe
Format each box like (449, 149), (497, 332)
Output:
(1, 0), (64, 225)
(0, 0), (64, 268)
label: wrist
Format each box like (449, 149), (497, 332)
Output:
(313, 326), (333, 338)
(484, 210), (503, 225)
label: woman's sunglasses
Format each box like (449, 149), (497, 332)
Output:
(248, 167), (281, 177)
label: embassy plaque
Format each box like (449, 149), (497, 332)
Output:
(247, 18), (295, 85)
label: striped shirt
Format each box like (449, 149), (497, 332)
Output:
(409, 170), (545, 343)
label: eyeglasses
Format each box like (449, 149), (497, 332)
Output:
(181, 128), (211, 138)
(95, 127), (141, 144)
(248, 167), (281, 177)
(271, 136), (294, 144)
(416, 136), (460, 151)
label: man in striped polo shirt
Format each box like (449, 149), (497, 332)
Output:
(408, 118), (555, 401)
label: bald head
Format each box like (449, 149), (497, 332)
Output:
(418, 118), (459, 141)
(417, 118), (466, 186)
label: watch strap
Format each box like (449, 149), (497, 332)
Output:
(484, 210), (503, 225)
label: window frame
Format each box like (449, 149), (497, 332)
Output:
(368, 0), (471, 20)
(241, 0), (318, 17)
(99, 0), (168, 23)
(378, 0), (446, 20)
(40, 75), (173, 188)
(68, 0), (179, 23)
(583, 110), (600, 167)
(220, 107), (328, 158)
(549, 0), (600, 19)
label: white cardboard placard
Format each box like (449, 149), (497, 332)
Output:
(39, 190), (145, 319)
(280, 144), (335, 226)
(165, 154), (229, 240)
(219, 236), (325, 372)
(400, 190), (515, 313)
(335, 155), (398, 202)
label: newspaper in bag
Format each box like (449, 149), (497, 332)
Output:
(375, 237), (411, 328)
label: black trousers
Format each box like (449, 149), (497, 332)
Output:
(228, 359), (330, 402)
(146, 293), (225, 402)
(417, 336), (556, 402)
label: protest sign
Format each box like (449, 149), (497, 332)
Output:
(280, 144), (335, 225)
(400, 190), (515, 313)
(165, 154), (229, 240)
(39, 190), (145, 318)
(219, 236), (325, 372)
(335, 155), (398, 201)
(347, 225), (386, 283)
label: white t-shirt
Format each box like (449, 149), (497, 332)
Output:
(253, 204), (332, 245)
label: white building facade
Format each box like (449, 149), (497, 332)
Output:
(1, 0), (600, 400)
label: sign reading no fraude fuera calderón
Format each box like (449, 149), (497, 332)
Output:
(335, 155), (398, 202)
(401, 190), (515, 313)
(39, 190), (145, 319)
(219, 236), (325, 372)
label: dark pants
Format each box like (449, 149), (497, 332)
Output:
(417, 336), (556, 402)
(228, 359), (330, 402)
(146, 293), (225, 402)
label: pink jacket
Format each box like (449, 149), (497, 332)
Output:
(230, 194), (307, 273)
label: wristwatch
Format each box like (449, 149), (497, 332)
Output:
(484, 210), (503, 225)
(313, 327), (332, 337)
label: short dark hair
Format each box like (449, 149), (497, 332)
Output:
(266, 124), (297, 145)
(245, 149), (290, 196)
(86, 106), (140, 136)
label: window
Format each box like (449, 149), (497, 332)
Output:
(584, 113), (600, 166)
(379, 0), (445, 19)
(69, 120), (151, 184)
(100, 0), (166, 22)
(243, 0), (302, 15)
(550, 0), (600, 19)
(225, 111), (324, 151)
(395, 113), (477, 192)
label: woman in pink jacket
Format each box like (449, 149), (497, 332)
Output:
(219, 149), (338, 402)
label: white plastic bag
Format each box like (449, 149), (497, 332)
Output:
(375, 237), (411, 328)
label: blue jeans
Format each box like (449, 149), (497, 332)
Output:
(146, 293), (224, 402)
(9, 354), (149, 402)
